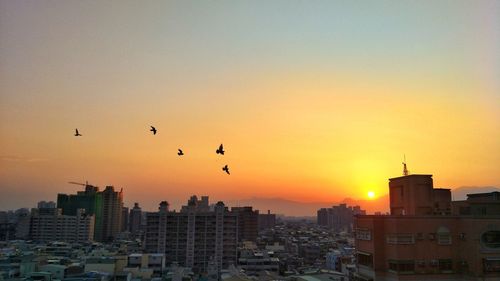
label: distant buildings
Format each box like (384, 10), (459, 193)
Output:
(145, 196), (238, 274)
(258, 210), (276, 231)
(317, 204), (366, 232)
(129, 202), (142, 237)
(57, 184), (123, 242)
(231, 206), (259, 242)
(354, 174), (500, 281)
(30, 203), (94, 243)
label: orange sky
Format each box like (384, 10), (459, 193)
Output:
(1, 1), (499, 213)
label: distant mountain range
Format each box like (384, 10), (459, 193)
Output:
(226, 186), (499, 216)
(226, 195), (389, 217)
(451, 186), (500, 200)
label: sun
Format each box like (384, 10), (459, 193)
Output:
(367, 191), (375, 199)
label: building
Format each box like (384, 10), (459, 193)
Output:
(145, 197), (238, 274)
(258, 210), (276, 231)
(237, 249), (279, 276)
(57, 184), (123, 242)
(129, 203), (142, 237)
(57, 184), (103, 241)
(354, 174), (500, 281)
(317, 204), (366, 232)
(231, 207), (259, 242)
(29, 205), (94, 243)
(101, 186), (124, 242)
(121, 207), (129, 232)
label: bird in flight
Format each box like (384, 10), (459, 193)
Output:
(178, 149), (184, 156)
(74, 129), (82, 137)
(150, 126), (157, 135)
(216, 144), (225, 155)
(222, 165), (230, 175)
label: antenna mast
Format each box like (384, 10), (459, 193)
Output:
(402, 154), (409, 176)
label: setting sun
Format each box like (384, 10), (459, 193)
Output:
(367, 191), (376, 199)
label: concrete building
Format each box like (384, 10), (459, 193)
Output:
(121, 207), (129, 232)
(258, 210), (276, 231)
(129, 203), (142, 237)
(145, 197), (238, 274)
(354, 174), (500, 281)
(30, 206), (94, 243)
(101, 186), (124, 242)
(231, 207), (259, 242)
(57, 184), (104, 241)
(238, 249), (279, 276)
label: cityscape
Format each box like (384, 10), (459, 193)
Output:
(1, 1), (499, 281)
(1, 169), (499, 280)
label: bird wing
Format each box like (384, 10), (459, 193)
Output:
(219, 144), (224, 150)
(75, 129), (79, 134)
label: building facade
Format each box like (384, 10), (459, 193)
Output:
(30, 206), (94, 243)
(231, 206), (259, 242)
(354, 174), (500, 281)
(145, 197), (238, 274)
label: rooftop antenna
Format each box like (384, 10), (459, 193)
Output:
(402, 154), (409, 176)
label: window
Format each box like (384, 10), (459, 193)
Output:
(481, 231), (500, 249)
(388, 260), (415, 274)
(439, 259), (453, 273)
(357, 252), (373, 268)
(356, 228), (371, 240)
(483, 258), (500, 273)
(437, 234), (452, 245)
(387, 234), (414, 244)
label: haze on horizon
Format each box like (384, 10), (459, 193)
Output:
(1, 1), (499, 213)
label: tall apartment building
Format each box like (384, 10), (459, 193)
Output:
(317, 204), (366, 232)
(231, 206), (259, 242)
(129, 203), (142, 237)
(258, 210), (276, 231)
(101, 186), (124, 242)
(57, 184), (123, 242)
(354, 174), (500, 281)
(145, 197), (238, 274)
(30, 204), (94, 243)
(121, 207), (129, 232)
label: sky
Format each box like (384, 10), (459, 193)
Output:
(1, 0), (499, 213)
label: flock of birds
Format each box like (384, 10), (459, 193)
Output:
(74, 126), (231, 175)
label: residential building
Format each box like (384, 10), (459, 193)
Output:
(145, 197), (238, 274)
(129, 203), (142, 237)
(30, 205), (94, 243)
(354, 174), (500, 281)
(258, 210), (276, 231)
(232, 206), (259, 242)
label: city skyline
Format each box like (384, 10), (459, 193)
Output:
(1, 1), (499, 213)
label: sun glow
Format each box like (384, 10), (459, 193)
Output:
(367, 191), (375, 199)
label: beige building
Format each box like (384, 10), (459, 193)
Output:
(30, 206), (94, 243)
(145, 197), (238, 274)
(355, 174), (500, 281)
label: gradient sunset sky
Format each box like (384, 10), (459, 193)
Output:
(1, 1), (499, 213)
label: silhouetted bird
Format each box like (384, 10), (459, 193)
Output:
(150, 126), (157, 135)
(222, 165), (230, 175)
(74, 129), (82, 137)
(216, 144), (225, 155)
(178, 149), (184, 156)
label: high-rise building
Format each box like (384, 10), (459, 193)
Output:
(129, 203), (142, 237)
(231, 206), (259, 242)
(30, 203), (94, 243)
(354, 174), (500, 281)
(57, 184), (124, 242)
(145, 197), (238, 274)
(121, 207), (129, 232)
(101, 186), (123, 242)
(258, 210), (276, 231)
(57, 184), (103, 240)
